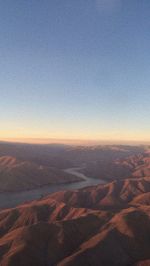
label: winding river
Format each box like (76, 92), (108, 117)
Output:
(0, 167), (106, 209)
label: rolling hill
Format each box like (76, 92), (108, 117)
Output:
(0, 156), (81, 192)
(0, 175), (149, 265)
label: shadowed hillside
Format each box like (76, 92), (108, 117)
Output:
(0, 144), (150, 265)
(0, 156), (81, 192)
(0, 176), (149, 265)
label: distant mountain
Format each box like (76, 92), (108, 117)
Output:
(0, 142), (145, 166)
(0, 141), (71, 159)
(0, 175), (149, 265)
(0, 143), (149, 193)
(78, 149), (150, 181)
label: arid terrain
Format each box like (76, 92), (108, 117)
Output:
(0, 175), (149, 265)
(0, 156), (81, 192)
(0, 142), (146, 192)
(0, 143), (150, 265)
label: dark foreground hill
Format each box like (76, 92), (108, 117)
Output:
(0, 176), (149, 266)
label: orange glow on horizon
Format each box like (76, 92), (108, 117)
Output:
(0, 137), (150, 146)
(1, 129), (150, 145)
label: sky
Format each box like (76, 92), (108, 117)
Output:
(0, 0), (150, 144)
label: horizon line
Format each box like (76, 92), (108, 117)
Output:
(0, 137), (150, 146)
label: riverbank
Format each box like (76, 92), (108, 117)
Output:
(0, 167), (106, 209)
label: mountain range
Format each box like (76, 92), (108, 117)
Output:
(0, 143), (149, 265)
(0, 175), (149, 265)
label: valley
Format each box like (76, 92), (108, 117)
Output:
(0, 143), (149, 265)
(0, 142), (149, 209)
(0, 174), (149, 265)
(0, 166), (106, 209)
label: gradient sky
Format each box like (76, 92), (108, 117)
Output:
(1, 0), (150, 143)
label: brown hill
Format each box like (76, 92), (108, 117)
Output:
(50, 176), (150, 209)
(58, 206), (150, 266)
(0, 198), (109, 266)
(80, 151), (150, 181)
(0, 175), (149, 265)
(0, 156), (81, 192)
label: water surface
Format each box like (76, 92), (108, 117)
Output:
(0, 167), (106, 209)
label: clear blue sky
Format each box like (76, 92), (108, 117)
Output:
(0, 0), (150, 143)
